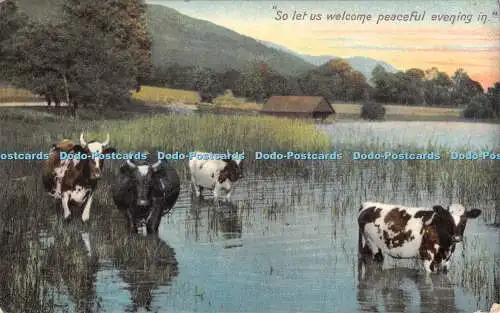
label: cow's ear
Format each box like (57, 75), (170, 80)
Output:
(466, 209), (481, 219)
(432, 205), (447, 215)
(71, 144), (85, 153)
(119, 163), (133, 176)
(103, 147), (116, 154)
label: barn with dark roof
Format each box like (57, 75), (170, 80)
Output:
(261, 96), (336, 119)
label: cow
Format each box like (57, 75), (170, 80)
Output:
(188, 152), (244, 201)
(357, 202), (481, 273)
(42, 133), (116, 223)
(111, 159), (180, 235)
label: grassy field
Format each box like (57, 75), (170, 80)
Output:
(332, 103), (462, 118)
(131, 85), (200, 104)
(0, 86), (43, 102)
(0, 106), (498, 312)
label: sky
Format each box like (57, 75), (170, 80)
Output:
(147, 0), (500, 89)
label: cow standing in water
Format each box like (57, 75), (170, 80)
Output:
(188, 152), (244, 201)
(357, 202), (481, 273)
(42, 133), (116, 223)
(112, 159), (180, 235)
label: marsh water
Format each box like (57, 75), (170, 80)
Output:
(27, 122), (500, 313)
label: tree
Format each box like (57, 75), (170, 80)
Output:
(234, 61), (268, 102)
(360, 101), (386, 120)
(451, 68), (483, 107)
(486, 82), (500, 118)
(62, 0), (152, 85)
(0, 0), (28, 81)
(462, 94), (495, 119)
(3, 0), (150, 116)
(371, 65), (392, 102)
(298, 58), (369, 102)
(404, 68), (425, 105)
(424, 67), (453, 106)
(192, 66), (223, 103)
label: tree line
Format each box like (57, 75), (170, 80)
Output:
(0, 0), (498, 119)
(0, 0), (151, 116)
(146, 61), (498, 119)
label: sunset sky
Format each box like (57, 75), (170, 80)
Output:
(147, 0), (500, 89)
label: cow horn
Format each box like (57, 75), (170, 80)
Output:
(126, 159), (137, 168)
(80, 133), (87, 146)
(152, 159), (162, 170)
(102, 133), (110, 146)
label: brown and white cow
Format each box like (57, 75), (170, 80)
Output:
(42, 133), (116, 223)
(188, 152), (244, 201)
(357, 201), (481, 273)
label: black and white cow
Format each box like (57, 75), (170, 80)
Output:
(111, 159), (180, 235)
(188, 152), (243, 201)
(357, 202), (481, 273)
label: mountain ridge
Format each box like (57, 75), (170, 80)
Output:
(258, 39), (398, 83)
(14, 0), (398, 82)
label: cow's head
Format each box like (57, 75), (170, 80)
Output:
(447, 204), (481, 243)
(433, 204), (481, 243)
(68, 145), (102, 180)
(121, 159), (163, 208)
(219, 158), (244, 183)
(79, 132), (116, 175)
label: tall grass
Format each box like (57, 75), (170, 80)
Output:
(83, 114), (332, 176)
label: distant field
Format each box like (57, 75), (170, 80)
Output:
(332, 103), (462, 118)
(132, 86), (200, 104)
(0, 87), (42, 102)
(1, 85), (463, 119)
(134, 86), (462, 118)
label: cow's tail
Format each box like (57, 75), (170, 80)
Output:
(358, 227), (364, 257)
(357, 204), (364, 257)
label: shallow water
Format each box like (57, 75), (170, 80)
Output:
(319, 121), (500, 150)
(43, 175), (498, 313)
(6, 120), (499, 313)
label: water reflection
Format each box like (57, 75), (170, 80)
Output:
(186, 198), (243, 246)
(41, 230), (100, 313)
(111, 236), (179, 312)
(357, 264), (457, 313)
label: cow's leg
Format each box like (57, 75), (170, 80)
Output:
(62, 191), (71, 220)
(365, 236), (384, 263)
(191, 175), (202, 198)
(441, 245), (455, 273)
(423, 259), (436, 273)
(146, 207), (162, 235)
(213, 183), (222, 201)
(81, 231), (92, 257)
(192, 184), (202, 198)
(81, 194), (93, 223)
(422, 252), (440, 274)
(125, 210), (136, 233)
(225, 188), (233, 202)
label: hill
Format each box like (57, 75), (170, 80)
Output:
(15, 1), (316, 77)
(258, 40), (398, 83)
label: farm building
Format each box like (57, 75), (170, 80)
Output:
(261, 96), (335, 119)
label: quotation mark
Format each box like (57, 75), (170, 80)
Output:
(273, 5), (277, 10)
(493, 11), (498, 16)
